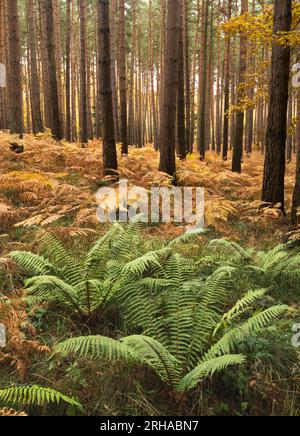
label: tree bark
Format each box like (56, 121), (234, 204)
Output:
(262, 0), (292, 211)
(97, 0), (118, 176)
(159, 0), (180, 176)
(6, 0), (23, 136)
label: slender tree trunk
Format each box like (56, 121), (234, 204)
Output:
(0, 0), (8, 130)
(79, 0), (88, 144)
(177, 0), (186, 160)
(6, 0), (23, 136)
(65, 0), (71, 141)
(232, 0), (248, 173)
(183, 0), (191, 153)
(222, 0), (232, 160)
(198, 0), (209, 160)
(119, 0), (128, 155)
(45, 0), (63, 140)
(291, 53), (300, 225)
(27, 0), (43, 134)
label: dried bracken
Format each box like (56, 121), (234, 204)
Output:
(0, 132), (296, 244)
(0, 290), (50, 380)
(0, 407), (27, 416)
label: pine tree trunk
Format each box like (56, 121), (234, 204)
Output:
(177, 0), (186, 160)
(45, 0), (63, 140)
(197, 0), (209, 160)
(6, 0), (23, 136)
(262, 0), (292, 211)
(159, 0), (180, 176)
(232, 0), (248, 173)
(97, 0), (118, 176)
(222, 0), (232, 160)
(27, 0), (44, 134)
(0, 0), (8, 129)
(119, 0), (128, 155)
(291, 52), (300, 225)
(65, 0), (71, 141)
(79, 0), (88, 144)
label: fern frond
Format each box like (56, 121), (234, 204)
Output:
(177, 354), (246, 392)
(220, 288), (267, 325)
(10, 251), (53, 276)
(0, 385), (82, 410)
(167, 229), (205, 248)
(121, 335), (179, 386)
(26, 276), (82, 315)
(39, 231), (82, 285)
(54, 335), (135, 361)
(208, 239), (250, 261)
(84, 224), (123, 277)
(205, 305), (289, 360)
(122, 249), (170, 277)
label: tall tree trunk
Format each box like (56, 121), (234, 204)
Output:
(159, 0), (180, 176)
(262, 0), (292, 211)
(45, 0), (63, 140)
(6, 0), (23, 136)
(128, 0), (137, 145)
(97, 0), (118, 176)
(197, 0), (209, 160)
(65, 0), (71, 141)
(232, 0), (248, 173)
(183, 0), (191, 153)
(177, 0), (186, 160)
(291, 54), (300, 225)
(119, 0), (128, 154)
(27, 0), (44, 134)
(110, 0), (119, 142)
(79, 0), (88, 144)
(222, 0), (232, 160)
(0, 0), (8, 130)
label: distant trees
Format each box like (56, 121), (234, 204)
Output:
(262, 0), (292, 212)
(1, 0), (300, 218)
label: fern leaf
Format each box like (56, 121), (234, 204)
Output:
(0, 385), (82, 410)
(121, 335), (179, 386)
(177, 354), (246, 392)
(205, 305), (289, 360)
(10, 251), (53, 276)
(54, 335), (135, 361)
(26, 276), (82, 315)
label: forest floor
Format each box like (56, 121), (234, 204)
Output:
(0, 132), (300, 417)
(0, 131), (297, 254)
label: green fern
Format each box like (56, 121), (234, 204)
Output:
(0, 385), (82, 411)
(54, 247), (289, 398)
(10, 225), (154, 321)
